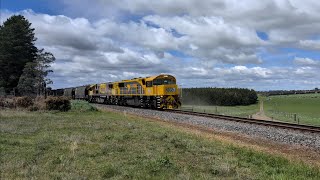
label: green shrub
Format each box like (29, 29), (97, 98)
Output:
(45, 96), (71, 111)
(71, 100), (97, 112)
(15, 96), (33, 108)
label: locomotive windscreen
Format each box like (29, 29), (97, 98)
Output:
(153, 77), (176, 85)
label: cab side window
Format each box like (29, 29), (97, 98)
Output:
(146, 81), (152, 87)
(153, 79), (163, 85)
(119, 83), (125, 88)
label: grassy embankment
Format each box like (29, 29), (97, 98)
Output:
(263, 93), (320, 126)
(1, 101), (319, 179)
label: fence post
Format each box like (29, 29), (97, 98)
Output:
(294, 113), (297, 122)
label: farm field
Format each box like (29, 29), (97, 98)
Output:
(182, 93), (320, 126)
(263, 93), (320, 126)
(1, 103), (319, 179)
(181, 103), (259, 118)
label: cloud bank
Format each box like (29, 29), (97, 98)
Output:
(1, 0), (320, 90)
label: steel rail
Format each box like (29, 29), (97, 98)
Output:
(93, 103), (320, 133)
(165, 109), (320, 133)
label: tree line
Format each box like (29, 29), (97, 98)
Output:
(258, 88), (319, 96)
(182, 87), (258, 106)
(0, 15), (55, 96)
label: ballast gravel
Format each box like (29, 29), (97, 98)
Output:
(94, 104), (320, 151)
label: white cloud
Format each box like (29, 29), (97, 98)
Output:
(144, 15), (263, 64)
(1, 10), (176, 88)
(3, 0), (320, 90)
(94, 20), (181, 51)
(68, 0), (320, 48)
(299, 40), (320, 50)
(294, 57), (320, 66)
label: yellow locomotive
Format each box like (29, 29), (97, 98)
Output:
(63, 74), (181, 109)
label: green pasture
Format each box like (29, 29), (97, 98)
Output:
(263, 93), (320, 126)
(181, 104), (259, 118)
(1, 102), (319, 179)
(182, 93), (320, 126)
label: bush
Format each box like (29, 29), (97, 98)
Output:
(0, 98), (16, 109)
(71, 100), (97, 112)
(33, 96), (46, 110)
(45, 96), (71, 111)
(28, 105), (39, 111)
(15, 96), (33, 108)
(4, 98), (16, 109)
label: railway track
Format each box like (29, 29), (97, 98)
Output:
(94, 104), (320, 150)
(165, 109), (320, 133)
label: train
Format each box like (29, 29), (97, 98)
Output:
(50, 74), (181, 109)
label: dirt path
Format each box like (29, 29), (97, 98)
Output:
(252, 100), (274, 121)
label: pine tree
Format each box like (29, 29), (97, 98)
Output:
(0, 15), (38, 93)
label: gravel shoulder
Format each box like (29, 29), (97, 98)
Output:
(93, 104), (320, 166)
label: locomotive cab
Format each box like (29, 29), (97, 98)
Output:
(152, 75), (177, 95)
(145, 74), (181, 109)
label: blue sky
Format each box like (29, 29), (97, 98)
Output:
(1, 0), (320, 90)
(1, 0), (56, 15)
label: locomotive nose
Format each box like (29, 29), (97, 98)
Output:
(166, 87), (176, 93)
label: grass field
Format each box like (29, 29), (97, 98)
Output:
(182, 93), (320, 126)
(1, 102), (320, 179)
(181, 104), (259, 118)
(263, 93), (320, 126)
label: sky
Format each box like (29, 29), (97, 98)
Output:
(1, 0), (320, 91)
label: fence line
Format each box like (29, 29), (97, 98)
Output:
(269, 110), (300, 124)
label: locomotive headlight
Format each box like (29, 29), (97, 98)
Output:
(166, 88), (176, 92)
